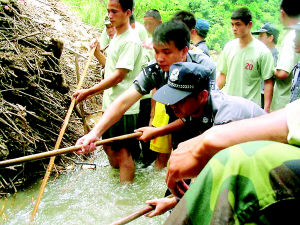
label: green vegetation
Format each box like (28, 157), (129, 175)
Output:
(62, 0), (283, 52)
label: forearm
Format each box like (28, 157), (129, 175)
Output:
(92, 87), (142, 137)
(89, 69), (127, 96)
(216, 73), (226, 89)
(264, 79), (273, 112)
(94, 50), (106, 67)
(198, 108), (288, 159)
(149, 89), (157, 126)
(154, 119), (185, 137)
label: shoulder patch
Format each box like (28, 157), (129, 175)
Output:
(143, 62), (161, 75)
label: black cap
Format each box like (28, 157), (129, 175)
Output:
(153, 62), (211, 105)
(252, 23), (279, 40)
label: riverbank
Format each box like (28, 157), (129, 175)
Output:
(0, 0), (103, 194)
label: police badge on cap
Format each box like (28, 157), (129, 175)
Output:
(170, 68), (180, 82)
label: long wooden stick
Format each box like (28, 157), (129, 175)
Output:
(0, 132), (142, 167)
(109, 205), (154, 225)
(109, 195), (174, 225)
(30, 47), (96, 222)
(75, 54), (91, 134)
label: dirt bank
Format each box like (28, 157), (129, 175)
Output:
(0, 0), (102, 194)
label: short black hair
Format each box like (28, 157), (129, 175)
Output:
(118, 0), (134, 13)
(153, 20), (190, 50)
(280, 0), (300, 18)
(172, 10), (196, 31)
(129, 14), (135, 24)
(231, 7), (252, 25)
(144, 9), (161, 20)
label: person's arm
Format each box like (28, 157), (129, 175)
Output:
(274, 69), (290, 80)
(263, 78), (273, 113)
(94, 49), (106, 67)
(91, 39), (106, 67)
(149, 88), (157, 126)
(135, 119), (184, 142)
(216, 72), (226, 89)
(145, 197), (178, 218)
(72, 68), (128, 104)
(166, 108), (288, 197)
(75, 86), (143, 153)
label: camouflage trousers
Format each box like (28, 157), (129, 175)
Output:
(165, 141), (300, 225)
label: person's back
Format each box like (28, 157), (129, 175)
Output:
(193, 19), (210, 56)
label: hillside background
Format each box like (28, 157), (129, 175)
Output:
(62, 0), (283, 52)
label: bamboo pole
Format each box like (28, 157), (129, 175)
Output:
(30, 47), (96, 222)
(109, 195), (174, 225)
(75, 54), (91, 134)
(109, 205), (154, 225)
(0, 132), (142, 167)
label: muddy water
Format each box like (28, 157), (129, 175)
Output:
(0, 150), (169, 225)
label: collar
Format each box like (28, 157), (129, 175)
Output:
(195, 40), (206, 47)
(183, 94), (214, 132)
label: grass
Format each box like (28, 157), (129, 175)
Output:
(62, 0), (108, 31)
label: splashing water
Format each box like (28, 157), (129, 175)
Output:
(0, 150), (169, 224)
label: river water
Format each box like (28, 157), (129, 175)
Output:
(0, 150), (168, 225)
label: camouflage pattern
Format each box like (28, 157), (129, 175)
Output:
(164, 141), (300, 225)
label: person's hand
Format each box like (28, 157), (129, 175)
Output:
(166, 135), (209, 197)
(72, 89), (90, 104)
(75, 130), (100, 154)
(145, 197), (177, 218)
(264, 106), (270, 113)
(134, 126), (158, 142)
(90, 38), (101, 56)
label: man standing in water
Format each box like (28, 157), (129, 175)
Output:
(72, 0), (143, 183)
(74, 20), (215, 180)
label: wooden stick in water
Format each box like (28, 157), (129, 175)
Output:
(0, 132), (142, 167)
(30, 47), (96, 222)
(109, 205), (154, 225)
(109, 195), (174, 225)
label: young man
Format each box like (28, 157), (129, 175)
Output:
(252, 22), (279, 107)
(75, 21), (216, 171)
(252, 22), (279, 66)
(96, 16), (116, 69)
(73, 0), (143, 183)
(172, 10), (204, 55)
(192, 19), (210, 56)
(140, 9), (170, 169)
(217, 8), (274, 112)
(143, 9), (162, 62)
(142, 61), (265, 217)
(100, 16), (116, 51)
(144, 9), (162, 37)
(271, 1), (300, 111)
(130, 12), (159, 168)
